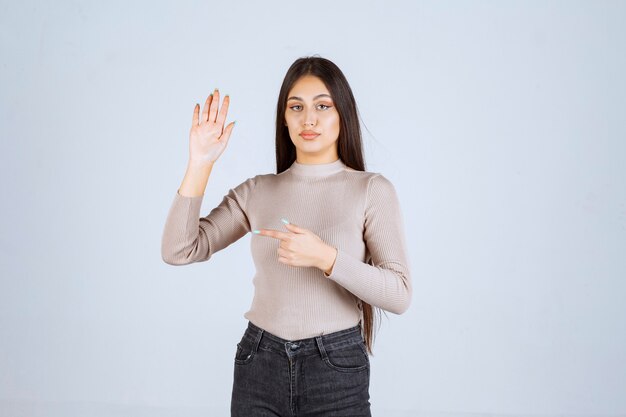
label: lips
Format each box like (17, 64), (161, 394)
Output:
(300, 131), (320, 140)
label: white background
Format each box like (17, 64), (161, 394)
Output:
(1, 1), (625, 416)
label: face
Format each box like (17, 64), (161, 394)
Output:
(284, 75), (340, 164)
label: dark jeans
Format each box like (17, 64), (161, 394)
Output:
(231, 321), (371, 416)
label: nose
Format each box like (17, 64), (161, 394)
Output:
(303, 109), (317, 127)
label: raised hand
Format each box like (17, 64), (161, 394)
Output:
(189, 88), (235, 165)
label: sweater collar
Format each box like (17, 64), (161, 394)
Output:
(289, 158), (346, 177)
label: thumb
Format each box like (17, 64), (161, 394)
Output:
(220, 121), (236, 145)
(281, 219), (306, 234)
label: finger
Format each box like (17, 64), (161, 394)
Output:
(254, 229), (291, 240)
(277, 247), (288, 258)
(283, 222), (306, 234)
(192, 103), (199, 126)
(219, 121), (236, 144)
(208, 88), (220, 123)
(202, 93), (213, 123)
(215, 94), (230, 127)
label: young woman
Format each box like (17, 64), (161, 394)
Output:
(162, 56), (412, 416)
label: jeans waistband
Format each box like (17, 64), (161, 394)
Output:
(242, 321), (364, 357)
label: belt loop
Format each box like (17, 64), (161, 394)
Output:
(315, 336), (328, 360)
(252, 327), (264, 353)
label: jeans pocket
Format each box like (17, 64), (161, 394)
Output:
(234, 340), (256, 365)
(323, 341), (370, 373)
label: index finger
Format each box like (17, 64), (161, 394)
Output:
(253, 229), (291, 240)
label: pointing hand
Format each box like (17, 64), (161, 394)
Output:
(253, 219), (338, 274)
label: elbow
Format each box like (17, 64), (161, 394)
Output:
(161, 235), (182, 265)
(161, 235), (208, 266)
(386, 281), (412, 315)
(161, 246), (210, 266)
(161, 244), (196, 266)
(378, 265), (412, 314)
(388, 295), (411, 315)
(161, 251), (188, 266)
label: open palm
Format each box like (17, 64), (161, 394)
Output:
(189, 89), (235, 165)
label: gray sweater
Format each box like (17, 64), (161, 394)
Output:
(161, 157), (412, 340)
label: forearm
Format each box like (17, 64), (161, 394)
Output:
(161, 190), (208, 265)
(178, 160), (214, 197)
(317, 244), (338, 275)
(323, 249), (411, 314)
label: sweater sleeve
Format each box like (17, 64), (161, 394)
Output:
(161, 176), (256, 265)
(323, 174), (412, 314)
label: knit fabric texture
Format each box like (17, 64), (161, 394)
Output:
(161, 158), (412, 340)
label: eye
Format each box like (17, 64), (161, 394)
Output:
(317, 104), (332, 110)
(289, 105), (302, 111)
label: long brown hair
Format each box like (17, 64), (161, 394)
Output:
(274, 55), (383, 355)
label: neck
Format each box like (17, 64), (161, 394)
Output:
(289, 158), (346, 177)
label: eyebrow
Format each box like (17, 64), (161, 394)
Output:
(287, 94), (332, 101)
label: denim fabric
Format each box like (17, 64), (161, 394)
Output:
(231, 321), (371, 416)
